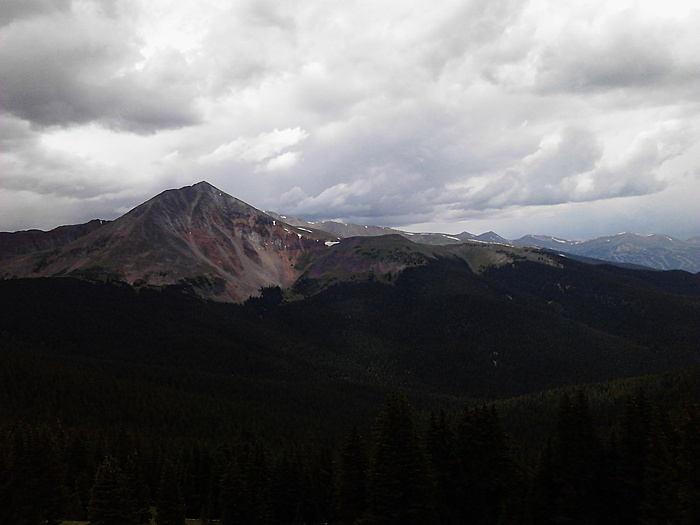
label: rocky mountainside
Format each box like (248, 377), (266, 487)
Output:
(0, 182), (334, 301)
(268, 213), (700, 272)
(512, 232), (700, 273)
(3, 182), (698, 304)
(266, 211), (466, 245)
(0, 219), (109, 261)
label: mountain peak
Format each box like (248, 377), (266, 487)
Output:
(0, 182), (332, 301)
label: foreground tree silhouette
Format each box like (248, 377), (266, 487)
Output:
(456, 405), (516, 524)
(88, 456), (138, 525)
(155, 460), (185, 525)
(364, 392), (434, 525)
(334, 426), (368, 523)
(536, 391), (602, 524)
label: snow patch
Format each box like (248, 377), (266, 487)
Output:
(298, 227), (313, 233)
(325, 241), (340, 247)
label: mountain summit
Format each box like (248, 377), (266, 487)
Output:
(0, 182), (333, 301)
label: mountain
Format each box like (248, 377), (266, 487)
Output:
(266, 211), (466, 245)
(472, 231), (510, 243)
(0, 182), (335, 301)
(0, 219), (109, 261)
(513, 232), (700, 273)
(292, 233), (567, 296)
(265, 213), (700, 272)
(3, 182), (699, 304)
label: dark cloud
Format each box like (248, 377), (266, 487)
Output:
(532, 8), (700, 101)
(0, 117), (125, 199)
(2, 0), (699, 240)
(0, 6), (200, 133)
(0, 0), (70, 26)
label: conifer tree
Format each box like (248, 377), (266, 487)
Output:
(334, 426), (368, 524)
(425, 409), (460, 524)
(5, 428), (64, 525)
(616, 389), (652, 522)
(548, 391), (602, 524)
(676, 400), (700, 524)
(268, 451), (303, 525)
(124, 454), (151, 525)
(364, 392), (434, 525)
(455, 405), (515, 525)
(219, 459), (254, 525)
(155, 460), (185, 525)
(88, 456), (137, 525)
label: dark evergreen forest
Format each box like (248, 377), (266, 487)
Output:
(1, 275), (699, 524)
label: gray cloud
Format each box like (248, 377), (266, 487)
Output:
(0, 0), (71, 26)
(0, 6), (200, 133)
(533, 8), (700, 101)
(2, 0), (699, 240)
(0, 116), (127, 199)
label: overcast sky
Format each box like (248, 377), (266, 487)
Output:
(2, 0), (700, 240)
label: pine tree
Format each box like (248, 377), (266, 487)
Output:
(267, 451), (303, 525)
(455, 405), (515, 525)
(155, 460), (185, 525)
(124, 454), (151, 525)
(676, 400), (700, 525)
(88, 456), (137, 525)
(219, 459), (254, 525)
(5, 428), (65, 525)
(364, 392), (434, 525)
(616, 389), (653, 523)
(334, 426), (368, 524)
(425, 409), (460, 524)
(548, 391), (603, 524)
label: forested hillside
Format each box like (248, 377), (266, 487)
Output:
(1, 339), (699, 524)
(1, 272), (699, 523)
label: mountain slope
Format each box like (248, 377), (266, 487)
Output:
(0, 219), (109, 261)
(293, 234), (564, 296)
(266, 212), (700, 272)
(0, 182), (334, 301)
(513, 232), (700, 273)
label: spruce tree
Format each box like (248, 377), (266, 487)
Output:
(455, 405), (515, 525)
(549, 391), (603, 524)
(364, 392), (434, 525)
(425, 409), (460, 524)
(6, 428), (64, 525)
(677, 400), (700, 524)
(88, 456), (137, 525)
(155, 460), (185, 525)
(334, 426), (368, 523)
(219, 459), (253, 525)
(124, 454), (151, 525)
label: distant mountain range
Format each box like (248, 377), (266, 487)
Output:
(268, 211), (700, 273)
(2, 181), (699, 399)
(1, 181), (698, 304)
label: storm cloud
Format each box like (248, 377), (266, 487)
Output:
(2, 0), (699, 240)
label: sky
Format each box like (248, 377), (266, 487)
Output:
(2, 0), (700, 240)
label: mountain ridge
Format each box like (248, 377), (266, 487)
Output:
(0, 182), (335, 301)
(1, 181), (698, 304)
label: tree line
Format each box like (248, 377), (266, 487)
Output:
(2, 385), (699, 524)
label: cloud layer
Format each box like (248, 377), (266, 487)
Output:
(2, 0), (700, 239)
